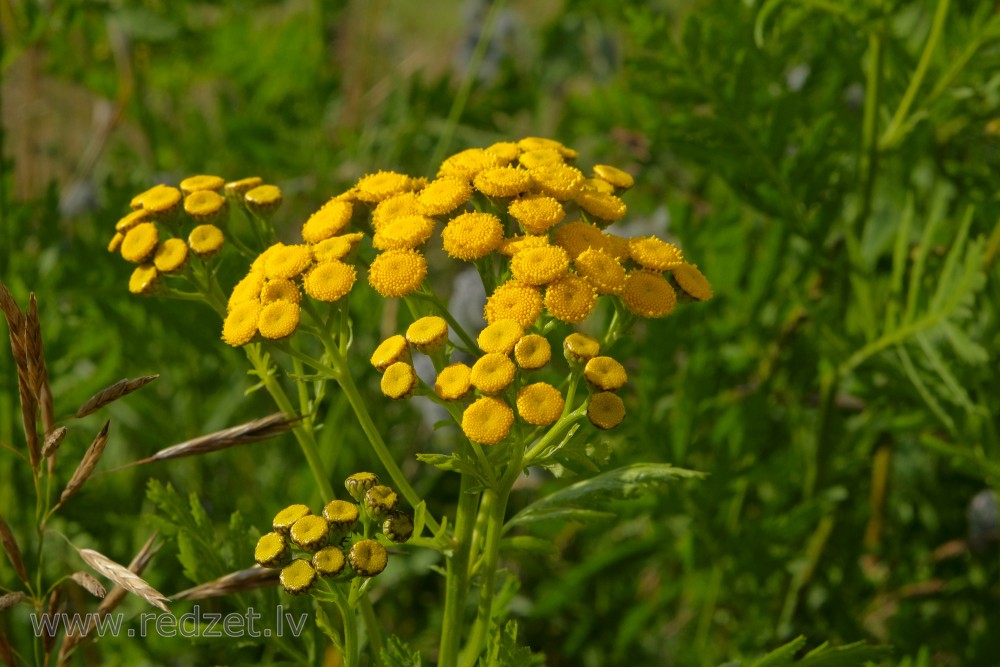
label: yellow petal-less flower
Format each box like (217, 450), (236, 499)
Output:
(461, 396), (514, 445)
(272, 504), (312, 535)
(302, 199), (353, 243)
(477, 320), (524, 355)
(115, 209), (149, 233)
(280, 559), (317, 595)
(508, 194), (566, 234)
(581, 178), (616, 195)
(516, 382), (564, 426)
(497, 234), (550, 257)
(518, 148), (564, 169)
(121, 222), (159, 263)
(355, 170), (414, 203)
(349, 539), (389, 577)
(576, 190), (627, 222)
(574, 248), (626, 294)
(255, 532), (291, 568)
(470, 353), (516, 395)
(622, 270), (677, 318)
(222, 300), (261, 346)
(303, 261), (356, 303)
(416, 177), (472, 216)
(312, 546), (346, 577)
(370, 335), (410, 372)
(593, 164), (635, 189)
(544, 274), (597, 323)
(140, 185), (182, 219)
(485, 141), (521, 164)
(528, 163), (585, 200)
(367, 249), (427, 297)
(602, 232), (631, 262)
(514, 334), (551, 370)
(290, 515), (329, 552)
(510, 245), (570, 286)
(473, 166), (533, 198)
(323, 499), (360, 531)
(260, 278), (303, 305)
(184, 190), (228, 224)
(244, 184), (283, 217)
(153, 238), (189, 274)
(129, 184), (168, 210)
(373, 214), (436, 250)
(128, 264), (160, 296)
(257, 301), (301, 340)
(228, 270), (265, 310)
(381, 362), (418, 399)
(588, 391), (625, 430)
(484, 280), (543, 328)
(629, 236), (684, 271)
(517, 136), (575, 157)
(224, 176), (263, 198)
(179, 174), (225, 195)
(434, 363), (473, 401)
(563, 332), (601, 364)
(584, 356), (627, 391)
(551, 220), (608, 259)
(671, 263), (714, 301)
(441, 212), (504, 261)
(372, 192), (423, 230)
(188, 224), (225, 259)
(310, 233), (364, 262)
(264, 244), (312, 280)
(406, 316), (449, 353)
(438, 148), (501, 182)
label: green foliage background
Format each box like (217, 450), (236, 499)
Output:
(2, 0), (999, 665)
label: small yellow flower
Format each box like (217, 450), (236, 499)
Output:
(406, 316), (449, 353)
(373, 214), (436, 250)
(368, 249), (427, 297)
(508, 194), (565, 234)
(312, 546), (346, 577)
(470, 353), (516, 395)
(438, 148), (501, 182)
(416, 177), (473, 216)
(302, 199), (353, 243)
(272, 504), (313, 535)
(517, 136), (575, 157)
(576, 190), (627, 222)
(121, 222), (159, 263)
(551, 220), (608, 259)
(563, 332), (600, 364)
(602, 233), (631, 262)
(528, 163), (585, 200)
(584, 356), (627, 391)
(222, 299), (261, 346)
(516, 382), (564, 425)
(244, 184), (283, 217)
(303, 260), (356, 303)
(290, 515), (329, 552)
(257, 300), (301, 339)
(153, 238), (189, 274)
(581, 178), (615, 195)
(280, 559), (317, 595)
(184, 190), (228, 224)
(140, 185), (182, 219)
(108, 232), (124, 253)
(672, 263), (714, 301)
(370, 335), (410, 372)
(372, 192), (423, 230)
(441, 212), (504, 261)
(310, 233), (364, 263)
(179, 174), (225, 195)
(477, 320), (524, 355)
(128, 264), (160, 296)
(228, 270), (265, 310)
(574, 248), (626, 294)
(188, 224), (225, 259)
(115, 209), (149, 233)
(518, 148), (564, 169)
(224, 176), (263, 198)
(461, 396), (514, 445)
(473, 166), (533, 198)
(323, 500), (360, 531)
(264, 244), (312, 280)
(622, 270), (677, 318)
(129, 184), (166, 210)
(255, 532), (291, 568)
(588, 391), (625, 430)
(349, 539), (389, 577)
(381, 362), (418, 399)
(434, 363), (473, 401)
(484, 280), (543, 329)
(497, 234), (550, 257)
(511, 245), (570, 286)
(629, 236), (684, 271)
(514, 334), (551, 370)
(355, 170), (414, 203)
(485, 141), (521, 164)
(593, 164), (634, 190)
(545, 274), (597, 323)
(261, 278), (303, 305)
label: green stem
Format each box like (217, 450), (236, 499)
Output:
(333, 593), (360, 667)
(409, 291), (478, 353)
(359, 595), (384, 665)
(439, 472), (480, 667)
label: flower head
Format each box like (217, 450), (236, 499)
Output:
(582, 178), (615, 195)
(184, 190), (228, 224)
(310, 233), (364, 262)
(302, 199), (353, 243)
(508, 194), (565, 234)
(228, 270), (265, 310)
(180, 174), (225, 195)
(518, 148), (564, 169)
(485, 141), (521, 164)
(528, 163), (585, 200)
(563, 332), (600, 364)
(588, 391), (625, 430)
(116, 209), (149, 233)
(584, 356), (627, 391)
(622, 270), (677, 318)
(280, 559), (317, 595)
(349, 539), (388, 577)
(312, 547), (346, 577)
(381, 362), (418, 399)
(474, 166), (533, 198)
(672, 263), (714, 301)
(373, 192), (423, 229)
(323, 499), (360, 532)
(497, 234), (550, 257)
(345, 472), (380, 502)
(477, 320), (524, 355)
(484, 280), (543, 328)
(516, 382), (564, 426)
(406, 316), (449, 353)
(373, 214), (436, 250)
(514, 334), (551, 370)
(602, 233), (631, 262)
(510, 245), (570, 286)
(461, 396), (514, 445)
(470, 353), (516, 395)
(438, 148), (501, 182)
(434, 363), (473, 401)
(290, 515), (329, 552)
(130, 184), (173, 211)
(383, 511), (414, 543)
(222, 299), (261, 346)
(368, 249), (427, 297)
(107, 232), (124, 253)
(355, 170), (414, 203)
(441, 212), (504, 261)
(364, 485), (399, 520)
(370, 335), (409, 372)
(260, 278), (303, 305)
(140, 185), (182, 219)
(272, 504), (312, 535)
(255, 532), (291, 568)
(551, 220), (608, 259)
(153, 238), (189, 274)
(574, 248), (626, 294)
(188, 224), (225, 259)
(257, 301), (301, 339)
(264, 243), (312, 280)
(224, 177), (263, 198)
(629, 236), (684, 271)
(121, 222), (159, 263)
(303, 260), (356, 302)
(128, 264), (160, 296)
(544, 274), (597, 323)
(576, 190), (627, 222)
(416, 177), (472, 216)
(593, 164), (634, 189)
(244, 184), (283, 217)
(517, 136), (575, 157)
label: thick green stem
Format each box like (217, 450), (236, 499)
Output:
(438, 472), (480, 667)
(359, 595), (384, 666)
(332, 593), (360, 667)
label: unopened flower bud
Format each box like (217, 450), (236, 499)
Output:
(345, 472), (379, 502)
(382, 511), (414, 543)
(364, 485), (399, 521)
(312, 546), (346, 577)
(323, 499), (360, 533)
(289, 515), (329, 552)
(563, 332), (600, 365)
(272, 504), (311, 535)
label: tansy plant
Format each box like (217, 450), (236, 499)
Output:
(105, 137), (712, 665)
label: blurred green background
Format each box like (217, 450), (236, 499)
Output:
(2, 0), (999, 665)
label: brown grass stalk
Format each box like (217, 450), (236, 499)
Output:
(138, 413), (299, 464)
(73, 545), (169, 612)
(56, 421), (110, 507)
(0, 514), (29, 587)
(69, 572), (107, 599)
(171, 565), (279, 601)
(74, 375), (158, 419)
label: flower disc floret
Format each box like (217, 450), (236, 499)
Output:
(511, 245), (570, 286)
(552, 220), (608, 259)
(576, 190), (627, 222)
(584, 356), (627, 391)
(438, 148), (501, 181)
(441, 212), (504, 261)
(373, 192), (422, 230)
(280, 559), (316, 595)
(180, 174), (225, 195)
(622, 270), (677, 318)
(368, 249), (427, 297)
(264, 244), (313, 280)
(473, 166), (533, 198)
(588, 392), (625, 430)
(188, 224), (225, 259)
(222, 300), (261, 346)
(260, 278), (303, 305)
(574, 248), (626, 294)
(629, 236), (684, 271)
(417, 177), (472, 216)
(516, 382), (564, 426)
(462, 397), (514, 445)
(381, 362), (418, 399)
(484, 280), (543, 328)
(302, 199), (353, 243)
(370, 335), (409, 372)
(528, 163), (585, 200)
(514, 334), (551, 370)
(593, 164), (635, 189)
(257, 301), (301, 339)
(672, 263), (714, 301)
(470, 353), (516, 395)
(508, 194), (565, 234)
(434, 363), (472, 400)
(545, 274), (597, 323)
(373, 214), (435, 250)
(349, 539), (389, 577)
(153, 238), (189, 274)
(477, 320), (524, 355)
(303, 261), (356, 302)
(121, 222), (159, 263)
(128, 264), (160, 296)
(406, 316), (449, 353)
(355, 170), (413, 203)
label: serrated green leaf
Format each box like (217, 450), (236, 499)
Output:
(798, 639), (891, 666)
(751, 635), (807, 667)
(381, 634), (423, 667)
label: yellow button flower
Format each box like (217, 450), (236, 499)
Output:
(584, 356), (627, 391)
(129, 184), (168, 210)
(224, 176), (263, 198)
(514, 334), (551, 370)
(508, 194), (565, 234)
(441, 212), (504, 261)
(188, 224), (225, 259)
(588, 391), (625, 430)
(517, 136), (574, 156)
(516, 382), (564, 426)
(473, 166), (533, 198)
(544, 274), (597, 323)
(629, 236), (684, 271)
(121, 222), (159, 263)
(461, 396), (514, 445)
(551, 220), (608, 259)
(244, 184), (283, 217)
(581, 178), (615, 195)
(370, 334), (410, 372)
(257, 300), (301, 340)
(574, 248), (626, 294)
(563, 332), (600, 363)
(264, 243), (312, 280)
(484, 280), (543, 329)
(416, 177), (473, 216)
(115, 209), (149, 233)
(303, 260), (356, 303)
(576, 190), (627, 222)
(323, 499), (360, 531)
(355, 170), (414, 203)
(272, 504), (312, 535)
(622, 270), (677, 318)
(140, 185), (182, 218)
(593, 164), (635, 189)
(153, 238), (189, 274)
(528, 163), (585, 200)
(518, 148), (564, 169)
(128, 264), (160, 296)
(485, 141), (521, 164)
(349, 539), (389, 577)
(406, 316), (449, 353)
(372, 192), (422, 230)
(310, 233), (364, 262)
(255, 532), (291, 569)
(434, 363), (473, 401)
(367, 249), (427, 297)
(477, 320), (524, 355)
(183, 190), (228, 224)
(312, 546), (346, 577)
(497, 234), (550, 257)
(260, 278), (303, 305)
(510, 245), (570, 286)
(290, 515), (329, 552)
(672, 263), (714, 301)
(228, 270), (265, 310)
(373, 214), (436, 250)
(179, 174), (225, 195)
(437, 148), (501, 182)
(381, 362), (418, 399)
(280, 559), (317, 595)
(302, 199), (353, 243)
(222, 299), (261, 346)
(470, 353), (516, 395)
(602, 232), (631, 262)
(107, 232), (124, 253)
